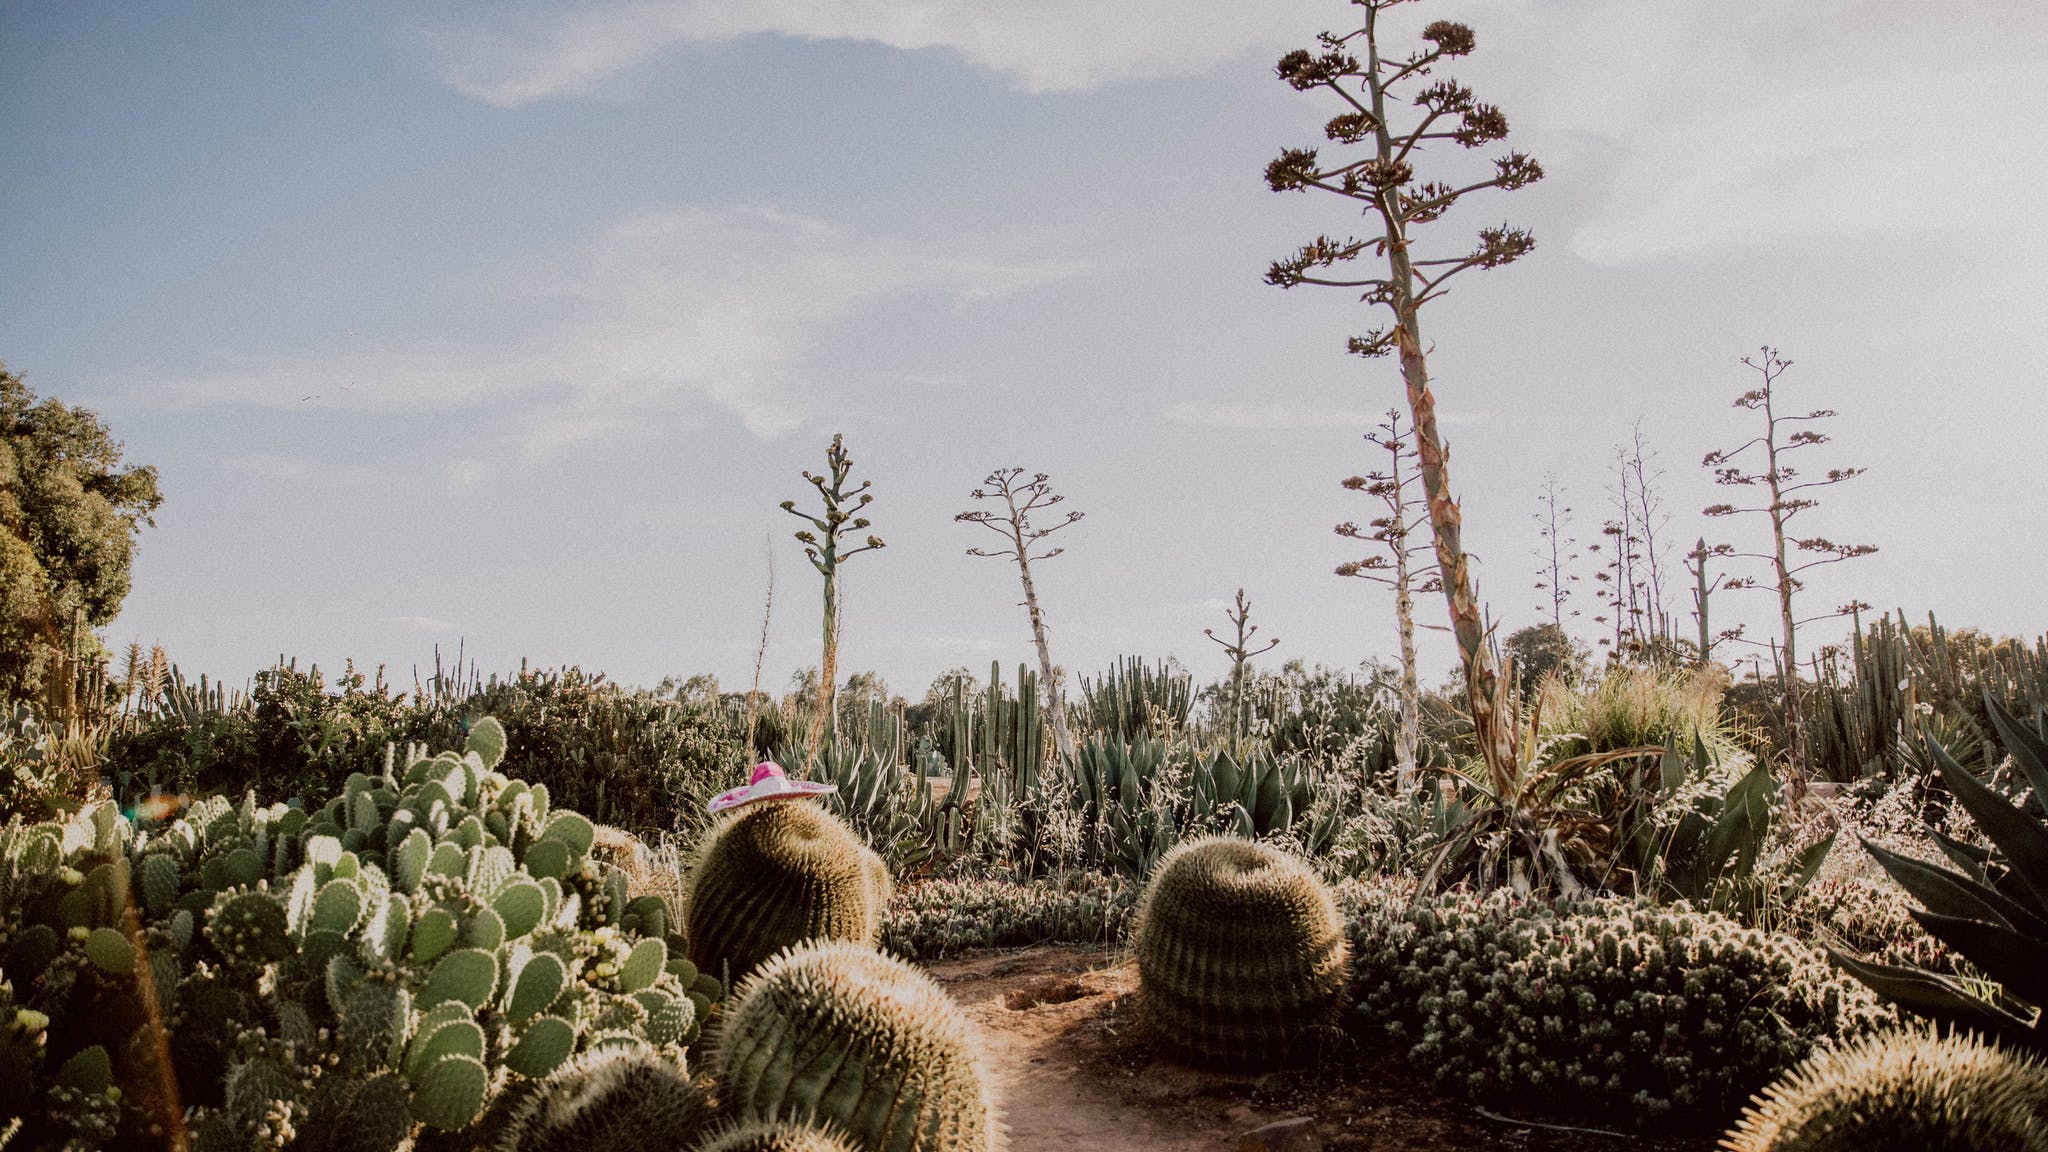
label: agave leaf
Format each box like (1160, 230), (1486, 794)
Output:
(1930, 736), (2048, 907)
(1929, 826), (1994, 881)
(1826, 946), (2034, 1035)
(1789, 829), (1837, 889)
(1860, 836), (2048, 936)
(1704, 763), (1775, 878)
(1986, 694), (2048, 802)
(1907, 911), (2048, 1008)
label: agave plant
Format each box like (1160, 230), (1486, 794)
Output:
(1828, 694), (2048, 1050)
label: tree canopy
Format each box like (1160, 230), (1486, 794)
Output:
(0, 363), (162, 708)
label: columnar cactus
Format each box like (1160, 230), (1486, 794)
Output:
(716, 941), (996, 1152)
(495, 1045), (705, 1152)
(683, 802), (888, 982)
(1720, 1024), (2048, 1152)
(1133, 835), (1349, 1069)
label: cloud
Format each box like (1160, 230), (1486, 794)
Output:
(146, 205), (1084, 458)
(421, 0), (1332, 106)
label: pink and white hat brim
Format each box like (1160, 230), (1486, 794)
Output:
(708, 763), (837, 814)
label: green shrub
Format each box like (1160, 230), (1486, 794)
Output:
(683, 802), (888, 984)
(0, 717), (719, 1151)
(1720, 1023), (2048, 1152)
(1348, 889), (1895, 1126)
(1134, 836), (1350, 1070)
(716, 941), (996, 1152)
(881, 873), (1135, 961)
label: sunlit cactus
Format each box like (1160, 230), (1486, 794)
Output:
(495, 1045), (704, 1152)
(683, 801), (888, 981)
(717, 941), (997, 1152)
(1133, 835), (1349, 1069)
(1720, 1023), (2048, 1152)
(692, 1120), (861, 1152)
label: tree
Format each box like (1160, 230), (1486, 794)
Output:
(1335, 409), (1440, 782)
(1265, 5), (1542, 774)
(779, 433), (884, 747)
(1502, 622), (1584, 698)
(1530, 473), (1583, 631)
(956, 468), (1083, 764)
(1, 364), (163, 717)
(1203, 588), (1280, 742)
(1701, 348), (1876, 777)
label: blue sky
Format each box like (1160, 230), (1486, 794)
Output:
(5, 0), (2045, 700)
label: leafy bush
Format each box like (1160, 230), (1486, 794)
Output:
(0, 718), (722, 1151)
(1347, 888), (1895, 1126)
(881, 873), (1135, 961)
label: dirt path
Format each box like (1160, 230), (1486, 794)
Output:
(926, 944), (1721, 1152)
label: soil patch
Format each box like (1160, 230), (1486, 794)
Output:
(927, 944), (1724, 1152)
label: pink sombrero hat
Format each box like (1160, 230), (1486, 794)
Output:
(708, 761), (837, 814)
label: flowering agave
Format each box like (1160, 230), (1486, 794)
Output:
(1828, 694), (2048, 1051)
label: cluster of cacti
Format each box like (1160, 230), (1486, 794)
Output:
(1348, 887), (1896, 1125)
(717, 941), (997, 1152)
(683, 801), (889, 982)
(0, 717), (724, 1151)
(1134, 835), (1350, 1069)
(881, 872), (1135, 962)
(1720, 1023), (2048, 1152)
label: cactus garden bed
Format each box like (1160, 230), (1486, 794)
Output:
(926, 943), (1723, 1152)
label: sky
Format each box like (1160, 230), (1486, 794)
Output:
(4, 0), (2045, 703)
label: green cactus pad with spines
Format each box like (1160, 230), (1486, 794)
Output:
(411, 906), (460, 964)
(523, 839), (571, 880)
(421, 947), (500, 1009)
(718, 941), (996, 1152)
(425, 840), (464, 878)
(226, 1054), (302, 1133)
(467, 716), (508, 770)
(278, 1001), (315, 1048)
(504, 1016), (578, 1079)
(392, 828), (431, 893)
(312, 878), (366, 935)
(84, 926), (135, 975)
(316, 1072), (413, 1152)
(692, 1121), (862, 1152)
(666, 958), (699, 986)
(636, 991), (694, 1046)
(1722, 1023), (2048, 1152)
(55, 1044), (114, 1094)
(342, 981), (414, 1069)
(509, 952), (568, 1023)
(8, 923), (59, 981)
(466, 905), (508, 950)
(540, 812), (596, 856)
(302, 928), (351, 981)
(497, 1046), (703, 1152)
(1133, 835), (1349, 1070)
(361, 894), (411, 966)
(209, 889), (293, 967)
(588, 994), (649, 1035)
(683, 802), (888, 981)
(140, 853), (181, 916)
(494, 878), (547, 940)
(327, 951), (367, 1012)
(410, 1053), (490, 1130)
(618, 937), (666, 994)
(407, 1016), (486, 1078)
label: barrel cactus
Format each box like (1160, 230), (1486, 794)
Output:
(693, 1121), (861, 1152)
(1133, 835), (1348, 1069)
(683, 802), (889, 982)
(1720, 1023), (2048, 1151)
(495, 1045), (705, 1152)
(716, 941), (996, 1152)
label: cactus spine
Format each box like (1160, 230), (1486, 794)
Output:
(495, 1046), (704, 1152)
(683, 802), (888, 981)
(1133, 835), (1349, 1069)
(717, 942), (996, 1152)
(692, 1121), (861, 1152)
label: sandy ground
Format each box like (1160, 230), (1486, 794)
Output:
(926, 944), (1724, 1152)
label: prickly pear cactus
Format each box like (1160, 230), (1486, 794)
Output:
(683, 802), (888, 983)
(716, 941), (995, 1152)
(0, 716), (719, 1152)
(1721, 1023), (2048, 1152)
(1133, 835), (1349, 1070)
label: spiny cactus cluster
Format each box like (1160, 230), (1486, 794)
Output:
(1720, 1023), (2048, 1152)
(881, 872), (1135, 962)
(0, 718), (725, 1151)
(1348, 888), (1897, 1125)
(1134, 835), (1350, 1070)
(717, 940), (997, 1152)
(494, 1045), (706, 1152)
(694, 1121), (861, 1152)
(684, 801), (889, 982)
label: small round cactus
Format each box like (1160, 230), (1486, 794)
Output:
(1720, 1024), (2048, 1152)
(692, 1120), (860, 1152)
(717, 941), (995, 1152)
(1133, 835), (1349, 1070)
(495, 1045), (704, 1152)
(683, 802), (888, 982)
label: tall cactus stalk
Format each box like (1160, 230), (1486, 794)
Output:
(1265, 3), (1543, 779)
(781, 434), (884, 749)
(956, 468), (1083, 765)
